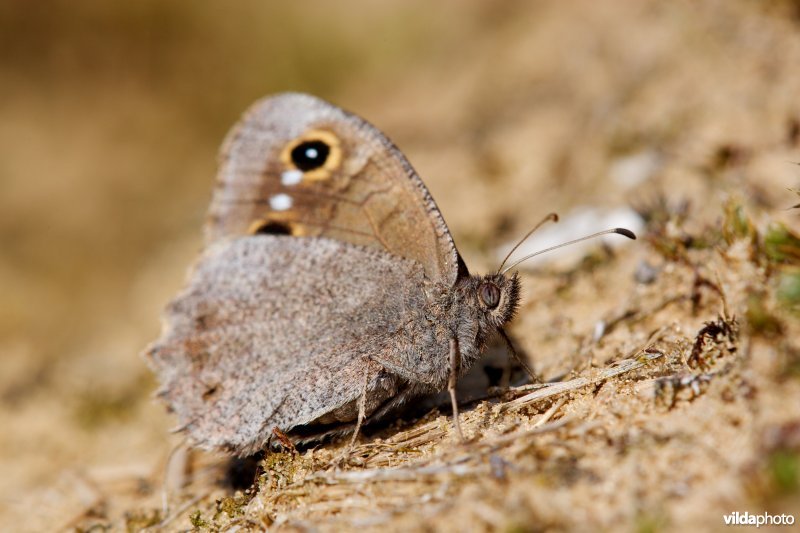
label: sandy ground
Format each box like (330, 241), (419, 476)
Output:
(1, 1), (800, 531)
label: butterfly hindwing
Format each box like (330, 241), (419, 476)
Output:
(146, 236), (432, 455)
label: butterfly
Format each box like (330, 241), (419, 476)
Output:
(145, 93), (632, 456)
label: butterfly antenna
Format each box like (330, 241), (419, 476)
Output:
(497, 212), (559, 273)
(500, 227), (636, 275)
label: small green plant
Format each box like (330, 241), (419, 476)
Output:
(776, 268), (800, 312)
(189, 509), (208, 529)
(722, 198), (755, 245)
(764, 223), (800, 264)
(769, 450), (800, 495)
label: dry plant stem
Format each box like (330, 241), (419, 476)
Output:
(448, 337), (464, 442)
(502, 329), (667, 412)
(533, 397), (566, 428)
(149, 491), (210, 531)
(311, 460), (483, 484)
(713, 268), (730, 319)
(577, 296), (685, 373)
(307, 419), (572, 487)
(56, 472), (104, 532)
(475, 418), (572, 451)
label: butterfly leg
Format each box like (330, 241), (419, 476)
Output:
(499, 328), (540, 384)
(271, 427), (297, 453)
(347, 367), (369, 450)
(333, 366), (370, 467)
(448, 337), (465, 442)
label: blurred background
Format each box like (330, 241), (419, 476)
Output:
(2, 0), (800, 519)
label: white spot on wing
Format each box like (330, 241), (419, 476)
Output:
(281, 169), (303, 186)
(269, 193), (293, 211)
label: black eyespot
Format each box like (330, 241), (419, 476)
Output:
(479, 282), (501, 309)
(290, 140), (330, 171)
(254, 221), (292, 235)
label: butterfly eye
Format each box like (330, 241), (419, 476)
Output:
(479, 282), (501, 309)
(290, 140), (330, 172)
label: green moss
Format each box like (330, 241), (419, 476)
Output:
(764, 223), (800, 264)
(777, 268), (800, 312)
(722, 199), (755, 245)
(503, 523), (537, 533)
(215, 494), (247, 520)
(75, 523), (112, 533)
(189, 510), (208, 529)
(124, 508), (161, 532)
(260, 451), (300, 491)
(769, 450), (800, 495)
(636, 511), (668, 533)
(745, 293), (784, 337)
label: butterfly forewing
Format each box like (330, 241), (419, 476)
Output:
(206, 93), (461, 285)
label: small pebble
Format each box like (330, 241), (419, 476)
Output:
(634, 260), (659, 284)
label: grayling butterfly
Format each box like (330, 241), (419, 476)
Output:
(145, 93), (633, 456)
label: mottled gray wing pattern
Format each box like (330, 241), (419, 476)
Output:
(145, 235), (431, 455)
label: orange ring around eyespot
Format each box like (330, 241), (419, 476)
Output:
(280, 129), (342, 181)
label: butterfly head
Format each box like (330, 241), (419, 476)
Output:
(473, 271), (521, 330)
